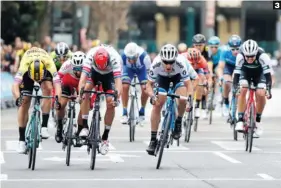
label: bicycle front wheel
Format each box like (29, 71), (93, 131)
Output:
(184, 111), (193, 143)
(66, 110), (74, 166)
(90, 111), (100, 170)
(209, 90), (214, 125)
(156, 112), (171, 169)
(248, 104), (255, 153)
(31, 111), (39, 170)
(129, 97), (136, 142)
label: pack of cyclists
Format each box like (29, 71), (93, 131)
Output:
(12, 34), (274, 156)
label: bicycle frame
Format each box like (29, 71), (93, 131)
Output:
(162, 88), (177, 133)
(243, 88), (256, 132)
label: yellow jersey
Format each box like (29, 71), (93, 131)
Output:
(14, 47), (60, 84)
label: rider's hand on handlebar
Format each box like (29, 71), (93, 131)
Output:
(219, 77), (224, 86)
(150, 95), (158, 105)
(16, 96), (23, 107)
(266, 86), (272, 99)
(55, 96), (61, 110)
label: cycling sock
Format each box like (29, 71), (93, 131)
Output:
(19, 127), (26, 141)
(77, 125), (83, 135)
(42, 113), (49, 128)
(57, 119), (63, 130)
(201, 96), (206, 109)
(176, 116), (182, 123)
(102, 125), (111, 140)
(224, 98), (229, 105)
(82, 115), (88, 129)
(122, 108), (128, 116)
(238, 112), (244, 121)
(151, 131), (157, 141)
(256, 113), (262, 123)
(139, 107), (145, 116)
(195, 100), (200, 108)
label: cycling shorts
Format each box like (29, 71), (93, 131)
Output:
(61, 74), (79, 96)
(239, 70), (266, 89)
(156, 74), (184, 92)
(122, 66), (147, 85)
(87, 68), (115, 92)
(223, 64), (235, 76)
(195, 68), (205, 75)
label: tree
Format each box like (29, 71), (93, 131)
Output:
(85, 1), (132, 47)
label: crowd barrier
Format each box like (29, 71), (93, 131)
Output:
(1, 72), (16, 109)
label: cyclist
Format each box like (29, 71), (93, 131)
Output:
(50, 42), (72, 70)
(120, 42), (151, 124)
(12, 47), (62, 153)
(177, 42), (188, 54)
(233, 40), (272, 138)
(182, 48), (208, 119)
(217, 35), (242, 117)
(55, 51), (86, 143)
(79, 44), (122, 155)
(145, 44), (197, 155)
(192, 34), (211, 119)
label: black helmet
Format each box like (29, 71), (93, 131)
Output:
(192, 34), (206, 44)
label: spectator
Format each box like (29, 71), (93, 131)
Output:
(42, 36), (53, 53)
(32, 41), (41, 48)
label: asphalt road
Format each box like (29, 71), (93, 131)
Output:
(1, 89), (281, 188)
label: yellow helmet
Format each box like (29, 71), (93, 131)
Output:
(92, 39), (100, 47)
(28, 59), (46, 82)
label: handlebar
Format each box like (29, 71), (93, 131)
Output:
(21, 92), (55, 100)
(80, 88), (118, 102)
(157, 91), (190, 101)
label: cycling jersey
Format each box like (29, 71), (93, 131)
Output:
(50, 50), (72, 70)
(148, 54), (197, 82)
(220, 48), (238, 75)
(58, 59), (80, 80)
(201, 46), (211, 62)
(83, 45), (122, 78)
(14, 47), (60, 84)
(209, 47), (223, 68)
(121, 46), (151, 84)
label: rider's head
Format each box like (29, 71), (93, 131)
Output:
(228, 35), (242, 56)
(177, 43), (187, 54)
(71, 51), (86, 78)
(241, 39), (259, 64)
(160, 44), (178, 73)
(192, 34), (206, 52)
(94, 47), (109, 70)
(124, 42), (139, 64)
(28, 59), (47, 82)
(208, 36), (220, 54)
(55, 42), (70, 63)
(187, 48), (201, 64)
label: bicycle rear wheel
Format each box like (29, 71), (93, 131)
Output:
(233, 119), (238, 141)
(156, 112), (171, 169)
(184, 111), (192, 143)
(28, 148), (32, 169)
(90, 111), (100, 170)
(209, 90), (214, 125)
(66, 110), (74, 166)
(31, 112), (39, 170)
(193, 117), (198, 132)
(129, 97), (136, 142)
(248, 104), (255, 153)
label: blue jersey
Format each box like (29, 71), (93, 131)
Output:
(220, 49), (237, 66)
(121, 47), (151, 70)
(210, 47), (223, 66)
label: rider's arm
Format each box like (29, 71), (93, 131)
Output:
(217, 50), (226, 79)
(79, 57), (92, 92)
(146, 60), (158, 97)
(259, 53), (272, 89)
(45, 57), (62, 97)
(233, 53), (244, 89)
(207, 61), (214, 77)
(146, 80), (155, 98)
(143, 54), (152, 71)
(58, 60), (71, 79)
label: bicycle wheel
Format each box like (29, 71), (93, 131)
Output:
(248, 104), (255, 153)
(129, 97), (136, 142)
(90, 111), (100, 170)
(156, 112), (171, 169)
(31, 111), (39, 170)
(28, 148), (32, 169)
(66, 109), (74, 166)
(193, 117), (198, 132)
(184, 111), (192, 142)
(233, 119), (238, 141)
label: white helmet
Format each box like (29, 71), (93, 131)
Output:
(177, 43), (187, 52)
(241, 39), (259, 56)
(71, 51), (86, 67)
(160, 44), (178, 62)
(55, 42), (69, 56)
(124, 42), (138, 58)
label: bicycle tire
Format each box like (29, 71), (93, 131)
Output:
(248, 104), (255, 153)
(233, 119), (238, 141)
(194, 118), (198, 132)
(209, 90), (214, 125)
(28, 148), (32, 169)
(185, 111), (192, 142)
(31, 111), (39, 170)
(129, 97), (135, 142)
(90, 111), (100, 170)
(66, 109), (74, 166)
(156, 111), (171, 169)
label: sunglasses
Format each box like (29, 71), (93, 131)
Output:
(210, 46), (218, 49)
(162, 60), (175, 65)
(73, 66), (82, 72)
(230, 48), (240, 51)
(127, 56), (137, 60)
(245, 55), (256, 58)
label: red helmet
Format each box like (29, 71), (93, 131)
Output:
(94, 48), (109, 70)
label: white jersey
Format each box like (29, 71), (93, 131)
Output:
(58, 60), (79, 80)
(121, 46), (151, 70)
(83, 44), (122, 78)
(148, 54), (197, 82)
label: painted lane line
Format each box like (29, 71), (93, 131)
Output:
(213, 152), (242, 164)
(143, 141), (189, 150)
(0, 174), (8, 180)
(5, 141), (42, 151)
(1, 178), (281, 182)
(212, 141), (261, 151)
(79, 142), (115, 150)
(257, 174), (275, 180)
(0, 152), (5, 164)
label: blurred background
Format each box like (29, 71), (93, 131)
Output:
(1, 0), (281, 108)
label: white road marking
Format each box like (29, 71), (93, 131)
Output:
(5, 141), (43, 151)
(79, 142), (115, 150)
(0, 152), (5, 164)
(143, 141), (189, 150)
(257, 173), (275, 180)
(0, 174), (8, 180)
(211, 141), (261, 151)
(1, 177), (281, 182)
(213, 152), (242, 164)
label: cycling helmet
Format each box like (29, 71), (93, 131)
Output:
(177, 43), (187, 53)
(160, 44), (178, 62)
(228, 35), (242, 47)
(55, 42), (69, 56)
(92, 39), (100, 47)
(124, 42), (139, 58)
(192, 34), (206, 44)
(94, 47), (109, 70)
(28, 59), (47, 82)
(71, 51), (86, 67)
(208, 36), (220, 46)
(187, 48), (201, 63)
(241, 39), (259, 56)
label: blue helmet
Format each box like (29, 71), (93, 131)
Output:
(228, 35), (242, 47)
(208, 36), (220, 46)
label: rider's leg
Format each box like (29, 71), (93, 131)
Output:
(137, 66), (149, 118)
(121, 66), (133, 123)
(195, 73), (204, 117)
(235, 77), (248, 131)
(222, 74), (232, 117)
